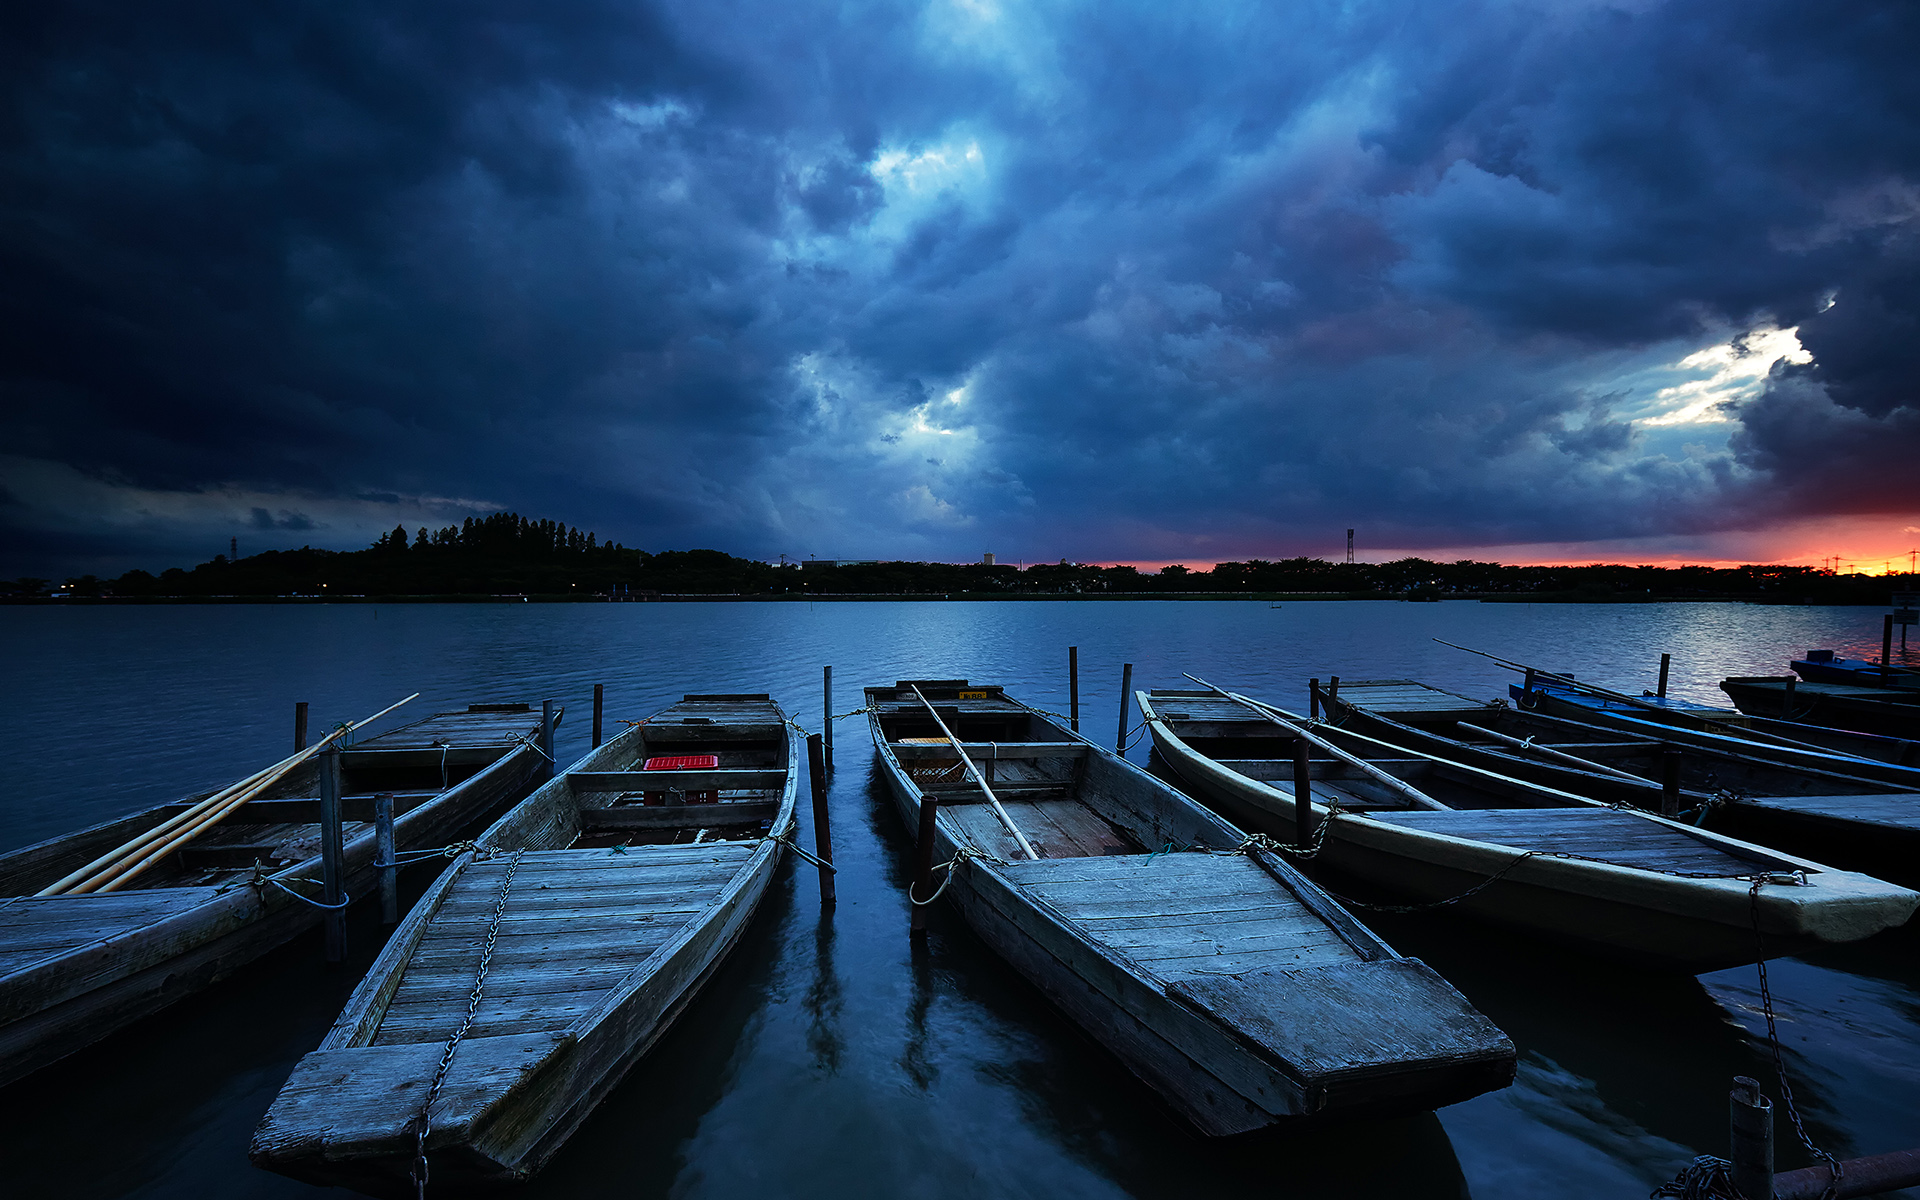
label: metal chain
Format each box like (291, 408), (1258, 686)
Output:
(411, 847), (527, 1199)
(1747, 876), (1844, 1200)
(1649, 1154), (1742, 1199)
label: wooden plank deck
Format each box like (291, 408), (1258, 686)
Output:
(369, 843), (753, 1045)
(999, 854), (1364, 980)
(0, 888), (225, 977)
(1746, 793), (1920, 829)
(944, 800), (1134, 860)
(1363, 808), (1775, 875)
(1335, 680), (1493, 718)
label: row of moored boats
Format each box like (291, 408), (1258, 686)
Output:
(3, 666), (1917, 1195)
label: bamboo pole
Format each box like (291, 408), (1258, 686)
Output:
(910, 686), (1039, 860)
(39, 693), (418, 896)
(1453, 721), (1655, 783)
(1181, 674), (1450, 811)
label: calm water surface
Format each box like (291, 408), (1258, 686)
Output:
(2, 600), (1915, 1199)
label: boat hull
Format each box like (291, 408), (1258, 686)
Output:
(1146, 719), (1915, 974)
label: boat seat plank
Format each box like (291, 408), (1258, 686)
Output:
(0, 889), (227, 976)
(1363, 808), (1779, 875)
(369, 846), (750, 1046)
(943, 800), (1135, 860)
(1742, 794), (1920, 828)
(1001, 854), (1364, 980)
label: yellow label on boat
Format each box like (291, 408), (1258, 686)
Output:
(959, 690), (993, 699)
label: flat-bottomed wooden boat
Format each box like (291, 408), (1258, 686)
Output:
(868, 679), (1516, 1136)
(1323, 680), (1920, 887)
(1141, 688), (1917, 973)
(0, 702), (555, 1088)
(250, 694), (798, 1196)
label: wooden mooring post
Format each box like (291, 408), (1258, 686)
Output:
(1309, 678), (1321, 720)
(592, 683), (604, 748)
(1883, 614), (1896, 684)
(374, 792), (398, 925)
(823, 665), (834, 768)
(1730, 1076), (1773, 1200)
(909, 792), (941, 937)
(1657, 653), (1671, 698)
(294, 701), (309, 752)
(1116, 663), (1133, 753)
(540, 699), (556, 777)
(806, 733), (835, 908)
(319, 749), (346, 962)
(1068, 646), (1079, 732)
(1292, 735), (1315, 850)
(1782, 676), (1797, 717)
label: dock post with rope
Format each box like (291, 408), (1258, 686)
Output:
(319, 748), (346, 962)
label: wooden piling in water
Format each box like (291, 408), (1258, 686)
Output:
(540, 699), (556, 777)
(319, 749), (346, 962)
(1729, 1076), (1773, 1200)
(1068, 646), (1079, 732)
(374, 792), (397, 925)
(1657, 653), (1671, 698)
(1116, 663), (1133, 753)
(1884, 614), (1896, 684)
(823, 665), (834, 768)
(910, 792), (941, 937)
(1292, 736), (1315, 850)
(1782, 675), (1797, 717)
(807, 733), (835, 908)
(294, 701), (308, 752)
(1309, 678), (1320, 721)
(592, 683), (604, 748)
(1328, 676), (1340, 707)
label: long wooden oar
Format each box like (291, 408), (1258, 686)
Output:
(1453, 721), (1657, 784)
(910, 686), (1039, 860)
(38, 693), (418, 896)
(1431, 639), (1855, 758)
(1180, 674), (1450, 811)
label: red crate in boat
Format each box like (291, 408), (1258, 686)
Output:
(642, 754), (719, 805)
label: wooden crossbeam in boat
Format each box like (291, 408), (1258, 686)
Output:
(579, 801), (777, 830)
(888, 741), (1089, 761)
(567, 769), (787, 792)
(910, 685), (1040, 860)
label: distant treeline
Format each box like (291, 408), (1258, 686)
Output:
(3, 511), (1909, 602)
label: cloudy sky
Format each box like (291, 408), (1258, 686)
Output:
(3, 0), (1917, 578)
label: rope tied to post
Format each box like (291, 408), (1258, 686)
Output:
(1274, 803), (1345, 860)
(768, 830), (836, 872)
(509, 732), (552, 763)
(412, 846), (527, 1200)
(252, 869), (352, 910)
(909, 847), (978, 906)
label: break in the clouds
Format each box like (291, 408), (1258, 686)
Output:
(2, 0), (1917, 576)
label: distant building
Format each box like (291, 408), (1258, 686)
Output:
(982, 552), (995, 566)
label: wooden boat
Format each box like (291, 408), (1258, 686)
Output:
(1792, 649), (1919, 689)
(1322, 680), (1920, 887)
(866, 679), (1516, 1136)
(251, 694), (799, 1195)
(1510, 679), (1920, 779)
(1720, 676), (1920, 739)
(1140, 687), (1918, 973)
(0, 702), (556, 1089)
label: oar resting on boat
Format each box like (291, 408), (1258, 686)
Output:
(250, 694), (800, 1196)
(1320, 678), (1920, 888)
(867, 679), (1516, 1137)
(1139, 686), (1918, 974)
(0, 700), (554, 1089)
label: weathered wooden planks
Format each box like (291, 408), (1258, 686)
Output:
(1363, 808), (1774, 876)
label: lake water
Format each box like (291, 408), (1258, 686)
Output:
(2, 599), (1915, 1199)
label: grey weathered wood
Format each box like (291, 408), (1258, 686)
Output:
(578, 801), (777, 831)
(863, 678), (1516, 1136)
(374, 793), (398, 925)
(889, 741), (1089, 761)
(566, 769), (786, 792)
(250, 695), (801, 1194)
(0, 703), (556, 1088)
(318, 750), (346, 962)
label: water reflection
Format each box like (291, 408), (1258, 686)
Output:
(805, 915), (846, 1076)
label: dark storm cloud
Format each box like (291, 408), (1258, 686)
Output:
(2, 0), (1917, 575)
